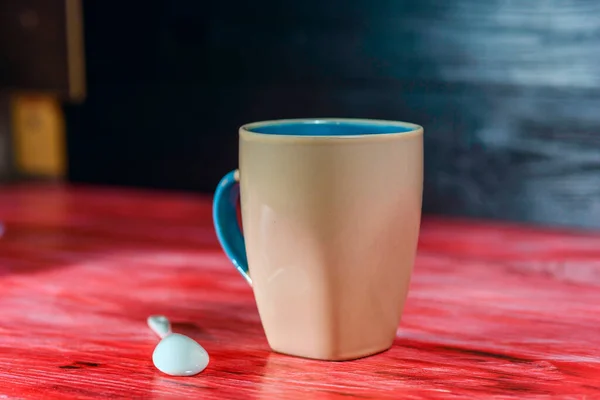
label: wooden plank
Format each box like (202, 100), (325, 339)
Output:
(0, 185), (599, 398)
(158, 0), (600, 91)
(65, 0), (600, 228)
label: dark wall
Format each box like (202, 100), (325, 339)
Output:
(0, 0), (85, 100)
(66, 0), (600, 229)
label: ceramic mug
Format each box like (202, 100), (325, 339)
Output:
(213, 118), (423, 361)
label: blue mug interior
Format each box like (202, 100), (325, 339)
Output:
(247, 120), (414, 136)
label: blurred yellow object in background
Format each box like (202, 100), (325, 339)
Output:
(10, 94), (66, 178)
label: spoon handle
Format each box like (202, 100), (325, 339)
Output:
(147, 315), (172, 339)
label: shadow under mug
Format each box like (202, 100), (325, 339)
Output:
(213, 118), (423, 361)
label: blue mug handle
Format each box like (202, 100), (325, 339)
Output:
(212, 169), (251, 285)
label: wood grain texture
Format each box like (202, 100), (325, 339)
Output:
(162, 0), (600, 89)
(0, 184), (599, 399)
(67, 0), (600, 228)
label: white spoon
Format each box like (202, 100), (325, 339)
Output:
(147, 315), (209, 376)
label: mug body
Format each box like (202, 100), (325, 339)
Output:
(239, 118), (423, 361)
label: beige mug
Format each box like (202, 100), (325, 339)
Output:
(213, 118), (423, 361)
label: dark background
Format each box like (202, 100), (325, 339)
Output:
(65, 0), (600, 229)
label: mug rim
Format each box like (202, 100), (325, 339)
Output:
(239, 118), (423, 142)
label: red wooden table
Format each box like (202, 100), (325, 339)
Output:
(0, 184), (599, 399)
